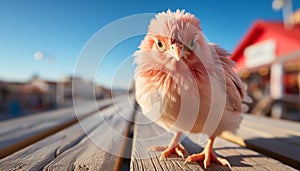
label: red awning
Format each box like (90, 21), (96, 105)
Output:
(231, 20), (300, 71)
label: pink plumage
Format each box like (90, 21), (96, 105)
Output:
(134, 9), (250, 168)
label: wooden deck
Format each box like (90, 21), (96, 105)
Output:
(0, 95), (298, 170)
(222, 114), (300, 169)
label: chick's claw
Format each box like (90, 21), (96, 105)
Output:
(148, 144), (186, 160)
(184, 149), (231, 169)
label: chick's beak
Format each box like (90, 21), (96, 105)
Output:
(169, 44), (182, 61)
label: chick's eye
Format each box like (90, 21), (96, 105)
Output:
(189, 38), (195, 49)
(156, 40), (165, 50)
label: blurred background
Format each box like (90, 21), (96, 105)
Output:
(0, 0), (299, 121)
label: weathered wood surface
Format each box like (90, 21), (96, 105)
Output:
(0, 95), (130, 158)
(131, 111), (296, 171)
(1, 96), (298, 171)
(44, 96), (135, 171)
(0, 95), (135, 170)
(222, 114), (300, 169)
(0, 109), (102, 171)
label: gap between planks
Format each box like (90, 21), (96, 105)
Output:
(44, 96), (136, 170)
(114, 101), (138, 171)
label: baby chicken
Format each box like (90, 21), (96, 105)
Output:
(134, 10), (250, 168)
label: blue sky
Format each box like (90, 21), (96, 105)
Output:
(1, 0), (299, 88)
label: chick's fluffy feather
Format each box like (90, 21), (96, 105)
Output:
(134, 9), (248, 137)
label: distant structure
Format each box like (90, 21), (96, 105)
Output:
(0, 76), (111, 120)
(231, 19), (300, 121)
(272, 0), (294, 28)
(69, 76), (111, 99)
(0, 77), (62, 119)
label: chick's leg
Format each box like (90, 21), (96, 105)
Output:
(185, 137), (230, 168)
(148, 132), (186, 159)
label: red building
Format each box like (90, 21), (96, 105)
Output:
(231, 20), (300, 121)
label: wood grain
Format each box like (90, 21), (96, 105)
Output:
(222, 114), (300, 169)
(0, 110), (101, 170)
(0, 96), (120, 159)
(1, 96), (297, 171)
(44, 96), (135, 171)
(0, 95), (134, 170)
(131, 111), (296, 171)
(0, 95), (135, 170)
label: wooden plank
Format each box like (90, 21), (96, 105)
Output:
(131, 112), (296, 171)
(43, 96), (135, 171)
(0, 95), (135, 170)
(242, 114), (300, 136)
(0, 97), (112, 138)
(0, 110), (102, 170)
(0, 97), (112, 147)
(0, 96), (120, 159)
(222, 114), (300, 169)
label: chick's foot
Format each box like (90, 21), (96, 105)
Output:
(184, 138), (230, 168)
(148, 132), (187, 160)
(148, 144), (186, 160)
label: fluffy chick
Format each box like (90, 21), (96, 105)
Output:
(134, 9), (250, 168)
